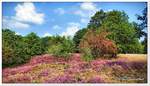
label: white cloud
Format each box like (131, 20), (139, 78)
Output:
(75, 2), (98, 17)
(15, 32), (20, 35)
(74, 10), (86, 17)
(74, 2), (99, 24)
(2, 16), (30, 29)
(68, 22), (80, 27)
(52, 25), (61, 29)
(55, 8), (65, 15)
(61, 22), (80, 37)
(80, 18), (89, 24)
(14, 3), (44, 24)
(43, 32), (52, 37)
(80, 2), (97, 11)
(2, 3), (45, 30)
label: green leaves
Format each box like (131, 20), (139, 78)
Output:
(47, 36), (75, 59)
(2, 29), (44, 68)
(137, 7), (147, 54)
(85, 10), (144, 54)
(73, 28), (87, 52)
(88, 10), (106, 29)
(24, 32), (44, 56)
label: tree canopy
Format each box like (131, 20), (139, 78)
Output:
(137, 7), (147, 53)
(74, 10), (144, 54)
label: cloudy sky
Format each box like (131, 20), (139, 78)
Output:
(2, 2), (147, 37)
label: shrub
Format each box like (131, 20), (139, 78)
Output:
(80, 28), (117, 59)
(2, 29), (44, 68)
(23, 32), (44, 56)
(2, 45), (14, 67)
(47, 37), (75, 59)
(2, 29), (25, 67)
(81, 48), (93, 62)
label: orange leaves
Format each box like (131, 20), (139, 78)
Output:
(79, 29), (117, 58)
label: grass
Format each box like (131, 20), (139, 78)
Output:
(117, 54), (147, 63)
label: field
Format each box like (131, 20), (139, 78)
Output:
(2, 54), (147, 83)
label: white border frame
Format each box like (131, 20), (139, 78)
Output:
(0, 0), (149, 86)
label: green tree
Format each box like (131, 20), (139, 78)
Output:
(47, 36), (75, 59)
(132, 22), (145, 39)
(137, 7), (147, 53)
(88, 10), (106, 29)
(41, 36), (52, 53)
(2, 29), (26, 67)
(87, 10), (143, 53)
(73, 28), (87, 52)
(24, 32), (44, 56)
(137, 7), (147, 28)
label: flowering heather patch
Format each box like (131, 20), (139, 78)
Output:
(90, 60), (110, 72)
(105, 59), (129, 70)
(28, 54), (55, 65)
(2, 65), (35, 77)
(45, 75), (77, 83)
(127, 61), (146, 70)
(2, 54), (147, 83)
(87, 76), (105, 83)
(3, 74), (31, 83)
(39, 69), (49, 77)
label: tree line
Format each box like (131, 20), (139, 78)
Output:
(74, 8), (147, 54)
(2, 8), (147, 67)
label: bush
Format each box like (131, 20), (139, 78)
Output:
(2, 45), (14, 67)
(2, 29), (44, 68)
(47, 37), (75, 59)
(2, 29), (24, 67)
(23, 32), (44, 56)
(80, 28), (117, 60)
(80, 48), (93, 62)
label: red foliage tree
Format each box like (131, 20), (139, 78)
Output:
(80, 28), (117, 58)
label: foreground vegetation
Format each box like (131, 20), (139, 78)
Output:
(2, 54), (147, 83)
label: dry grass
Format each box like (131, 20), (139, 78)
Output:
(117, 54), (147, 63)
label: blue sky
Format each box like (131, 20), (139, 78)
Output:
(2, 2), (147, 37)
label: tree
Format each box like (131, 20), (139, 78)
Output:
(137, 7), (147, 53)
(2, 29), (26, 67)
(2, 44), (14, 67)
(88, 10), (106, 29)
(73, 28), (87, 52)
(87, 10), (143, 53)
(41, 36), (52, 53)
(137, 7), (147, 28)
(47, 37), (75, 59)
(132, 22), (145, 39)
(24, 32), (44, 56)
(2, 29), (76, 67)
(73, 10), (106, 50)
(80, 28), (117, 59)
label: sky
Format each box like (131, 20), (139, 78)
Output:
(2, 2), (147, 37)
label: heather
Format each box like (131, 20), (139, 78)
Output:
(2, 54), (147, 83)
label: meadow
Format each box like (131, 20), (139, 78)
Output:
(2, 54), (147, 83)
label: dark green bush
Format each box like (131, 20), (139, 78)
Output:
(47, 36), (75, 59)
(2, 29), (44, 68)
(73, 28), (87, 52)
